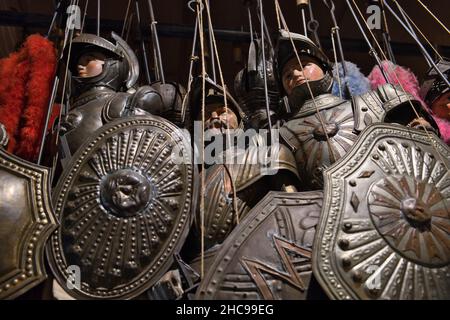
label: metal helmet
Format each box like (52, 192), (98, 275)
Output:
(234, 39), (279, 129)
(420, 58), (450, 106)
(68, 32), (139, 95)
(275, 30), (333, 101)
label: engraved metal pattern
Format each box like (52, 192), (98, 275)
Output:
(0, 148), (58, 299)
(313, 123), (450, 300)
(196, 191), (323, 300)
(197, 144), (299, 250)
(48, 116), (194, 299)
(283, 100), (357, 189)
(199, 164), (251, 250)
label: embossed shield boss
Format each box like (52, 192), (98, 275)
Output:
(313, 123), (450, 300)
(47, 115), (195, 299)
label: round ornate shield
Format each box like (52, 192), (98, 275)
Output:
(313, 123), (450, 299)
(47, 115), (196, 299)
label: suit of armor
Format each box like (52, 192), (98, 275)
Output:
(60, 33), (169, 160)
(276, 31), (438, 190)
(181, 42), (300, 265)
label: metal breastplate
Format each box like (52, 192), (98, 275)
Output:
(280, 94), (358, 190)
(62, 88), (130, 157)
(195, 144), (299, 251)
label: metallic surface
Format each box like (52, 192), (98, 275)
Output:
(234, 39), (279, 129)
(0, 148), (58, 299)
(62, 85), (168, 158)
(313, 123), (450, 300)
(47, 115), (196, 299)
(196, 191), (323, 300)
(69, 32), (139, 95)
(195, 144), (299, 250)
(280, 94), (357, 190)
(353, 84), (436, 133)
(280, 85), (437, 190)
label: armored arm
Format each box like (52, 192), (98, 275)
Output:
(125, 85), (165, 116)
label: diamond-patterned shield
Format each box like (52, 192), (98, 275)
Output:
(196, 191), (323, 300)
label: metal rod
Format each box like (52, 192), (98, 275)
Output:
(80, 0), (89, 33)
(301, 8), (307, 37)
(307, 0), (321, 48)
(37, 77), (59, 165)
(379, 0), (396, 63)
(384, 0), (450, 87)
(187, 18), (199, 87)
(247, 4), (254, 43)
(256, 6), (274, 52)
(147, 0), (165, 83)
(46, 0), (61, 38)
(345, 0), (390, 83)
(135, 0), (151, 84)
(258, 0), (272, 132)
(323, 0), (347, 76)
(394, 1), (432, 67)
(97, 0), (100, 36)
(206, 0), (216, 83)
(121, 0), (132, 38)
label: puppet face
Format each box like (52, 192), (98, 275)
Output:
(282, 56), (325, 95)
(77, 52), (106, 78)
(198, 102), (239, 134)
(431, 91), (450, 121)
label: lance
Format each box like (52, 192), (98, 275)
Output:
(181, 0), (200, 125)
(383, 0), (450, 88)
(345, 0), (390, 84)
(257, 0), (273, 132)
(97, 0), (100, 36)
(244, 0), (254, 43)
(323, 0), (354, 97)
(80, 0), (89, 33)
(255, 2), (274, 57)
(323, 0), (348, 77)
(121, 0), (132, 38)
(206, 0), (216, 83)
(296, 0), (308, 37)
(135, 0), (152, 84)
(306, 0), (322, 49)
(378, 0), (396, 64)
(393, 0), (432, 68)
(38, 0), (75, 165)
(46, 0), (62, 38)
(147, 0), (165, 83)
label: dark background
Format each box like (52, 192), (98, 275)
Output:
(0, 0), (449, 91)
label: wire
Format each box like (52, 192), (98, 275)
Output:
(274, 0), (337, 162)
(351, 0), (449, 171)
(416, 0), (450, 35)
